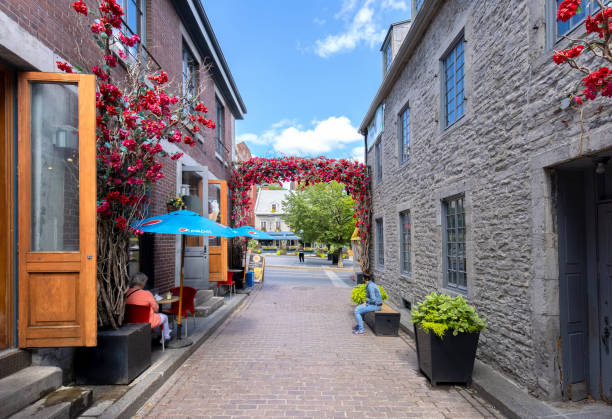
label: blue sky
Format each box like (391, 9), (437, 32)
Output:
(203, 0), (411, 161)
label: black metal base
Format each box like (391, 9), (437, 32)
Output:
(166, 337), (193, 348)
(75, 323), (151, 385)
(414, 325), (479, 386)
(364, 308), (400, 336)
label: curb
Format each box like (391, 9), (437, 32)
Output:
(96, 294), (249, 419)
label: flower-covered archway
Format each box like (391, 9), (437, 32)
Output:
(231, 157), (372, 274)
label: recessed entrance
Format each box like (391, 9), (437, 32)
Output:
(556, 151), (612, 401)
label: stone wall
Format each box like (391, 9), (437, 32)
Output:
(366, 0), (612, 400)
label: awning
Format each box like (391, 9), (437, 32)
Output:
(266, 232), (302, 241)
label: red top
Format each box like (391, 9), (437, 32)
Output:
(125, 288), (162, 329)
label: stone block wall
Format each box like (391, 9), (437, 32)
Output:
(366, 0), (612, 400)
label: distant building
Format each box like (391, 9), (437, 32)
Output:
(254, 188), (291, 234)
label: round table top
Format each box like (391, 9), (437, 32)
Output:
(227, 268), (243, 272)
(157, 296), (179, 305)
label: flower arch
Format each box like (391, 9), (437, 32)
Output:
(231, 157), (372, 275)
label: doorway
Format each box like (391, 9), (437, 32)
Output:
(556, 154), (612, 401)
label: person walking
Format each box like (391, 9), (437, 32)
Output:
(298, 244), (305, 263)
(353, 276), (382, 335)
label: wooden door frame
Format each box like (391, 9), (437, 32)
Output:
(0, 66), (15, 349)
(17, 72), (97, 347)
(208, 179), (228, 282)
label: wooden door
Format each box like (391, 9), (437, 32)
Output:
(18, 72), (97, 348)
(208, 179), (228, 282)
(557, 171), (589, 400)
(0, 68), (14, 349)
(597, 202), (612, 400)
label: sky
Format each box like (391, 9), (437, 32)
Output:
(202, 0), (412, 162)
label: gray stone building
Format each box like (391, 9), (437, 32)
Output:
(361, 0), (612, 402)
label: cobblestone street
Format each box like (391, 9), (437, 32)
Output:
(135, 267), (503, 418)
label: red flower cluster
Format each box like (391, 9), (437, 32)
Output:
(56, 61), (73, 73)
(92, 65), (109, 81)
(557, 0), (582, 22)
(104, 54), (117, 67)
(119, 33), (140, 47)
(72, 1), (88, 16)
(553, 44), (584, 65)
(582, 66), (612, 100)
(147, 71), (169, 85)
(585, 7), (612, 37)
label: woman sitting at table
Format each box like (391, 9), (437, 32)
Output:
(126, 272), (171, 343)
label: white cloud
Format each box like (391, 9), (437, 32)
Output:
(382, 0), (408, 11)
(238, 116), (363, 156)
(315, 0), (387, 58)
(314, 0), (410, 58)
(350, 146), (365, 163)
(313, 17), (326, 25)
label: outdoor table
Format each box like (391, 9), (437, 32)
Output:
(157, 296), (180, 305)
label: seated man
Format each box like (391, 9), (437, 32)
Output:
(126, 272), (171, 343)
(353, 276), (382, 335)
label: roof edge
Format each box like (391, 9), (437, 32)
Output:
(359, 0), (444, 133)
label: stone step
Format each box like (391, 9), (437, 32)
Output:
(10, 386), (92, 419)
(195, 296), (224, 317)
(0, 365), (62, 417)
(194, 289), (214, 306)
(0, 349), (32, 380)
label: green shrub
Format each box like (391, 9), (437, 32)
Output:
(351, 284), (388, 305)
(262, 246), (276, 250)
(288, 245), (297, 250)
(304, 247), (313, 251)
(411, 292), (486, 339)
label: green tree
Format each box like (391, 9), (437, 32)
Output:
(282, 182), (356, 250)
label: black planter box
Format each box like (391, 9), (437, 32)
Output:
(414, 325), (479, 386)
(356, 273), (364, 284)
(364, 304), (400, 336)
(75, 323), (151, 385)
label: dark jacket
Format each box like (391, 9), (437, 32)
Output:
(365, 281), (383, 305)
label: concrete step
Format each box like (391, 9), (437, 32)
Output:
(0, 349), (31, 380)
(0, 365), (62, 418)
(194, 289), (214, 306)
(195, 296), (224, 317)
(10, 386), (92, 419)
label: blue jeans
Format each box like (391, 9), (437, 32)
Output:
(354, 304), (381, 331)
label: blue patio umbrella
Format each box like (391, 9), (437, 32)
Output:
(131, 210), (237, 348)
(233, 225), (274, 240)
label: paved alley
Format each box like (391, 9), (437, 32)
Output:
(135, 267), (503, 418)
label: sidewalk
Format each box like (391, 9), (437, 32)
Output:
(77, 293), (248, 419)
(392, 303), (612, 419)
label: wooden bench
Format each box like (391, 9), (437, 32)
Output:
(364, 303), (401, 336)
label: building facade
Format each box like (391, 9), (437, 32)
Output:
(254, 188), (292, 234)
(0, 0), (245, 354)
(362, 0), (612, 402)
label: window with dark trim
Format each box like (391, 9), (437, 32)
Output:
(216, 99), (224, 157)
(182, 43), (198, 113)
(376, 218), (384, 266)
(119, 0), (146, 57)
(443, 35), (465, 127)
(443, 195), (466, 291)
(275, 221), (281, 231)
(383, 38), (392, 76)
(399, 210), (411, 274)
(399, 107), (410, 163)
(260, 221), (267, 232)
(375, 140), (383, 183)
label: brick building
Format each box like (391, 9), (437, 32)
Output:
(0, 0), (245, 356)
(361, 0), (612, 402)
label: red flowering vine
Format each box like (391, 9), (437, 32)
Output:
(231, 157), (372, 274)
(553, 0), (612, 104)
(62, 0), (216, 328)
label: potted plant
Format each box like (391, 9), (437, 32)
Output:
(411, 292), (486, 386)
(167, 196), (185, 212)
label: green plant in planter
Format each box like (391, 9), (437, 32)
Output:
(351, 284), (388, 305)
(411, 292), (485, 338)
